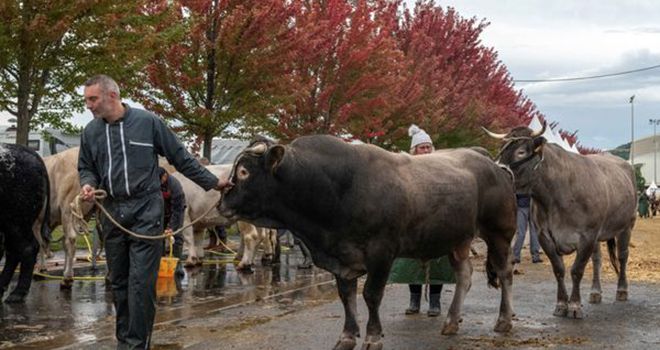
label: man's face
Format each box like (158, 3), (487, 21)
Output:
(413, 143), (433, 155)
(84, 84), (112, 119)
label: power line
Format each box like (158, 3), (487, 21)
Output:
(513, 63), (660, 83)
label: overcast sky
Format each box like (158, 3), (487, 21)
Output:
(3, 1), (660, 150)
(408, 0), (660, 150)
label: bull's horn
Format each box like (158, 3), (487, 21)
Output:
(246, 142), (267, 155)
(531, 121), (547, 137)
(481, 126), (508, 139)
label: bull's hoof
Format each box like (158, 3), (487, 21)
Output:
(237, 265), (254, 274)
(60, 278), (74, 290)
(553, 303), (568, 317)
(4, 292), (27, 304)
(194, 257), (203, 266)
(360, 335), (383, 350)
(616, 290), (628, 301)
(261, 255), (273, 266)
(567, 303), (583, 319)
(333, 336), (357, 350)
(493, 318), (512, 333)
(184, 258), (196, 268)
(589, 292), (602, 304)
(441, 321), (459, 335)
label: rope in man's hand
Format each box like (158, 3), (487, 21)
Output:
(71, 189), (224, 241)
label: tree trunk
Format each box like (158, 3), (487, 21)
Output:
(203, 132), (213, 161)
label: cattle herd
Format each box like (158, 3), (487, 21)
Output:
(0, 122), (638, 350)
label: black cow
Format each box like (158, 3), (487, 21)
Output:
(219, 135), (517, 350)
(0, 143), (50, 303)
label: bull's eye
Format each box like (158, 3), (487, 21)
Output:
(237, 165), (250, 181)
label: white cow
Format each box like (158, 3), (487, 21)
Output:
(235, 221), (279, 271)
(173, 164), (279, 269)
(42, 147), (95, 288)
(173, 165), (234, 266)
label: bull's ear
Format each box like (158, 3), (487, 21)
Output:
(533, 137), (546, 154)
(265, 145), (285, 173)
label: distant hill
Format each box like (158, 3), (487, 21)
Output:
(609, 142), (630, 160)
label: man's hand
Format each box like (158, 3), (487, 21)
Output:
(164, 228), (174, 237)
(216, 178), (233, 192)
(81, 184), (96, 202)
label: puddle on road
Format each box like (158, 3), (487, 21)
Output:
(0, 247), (331, 349)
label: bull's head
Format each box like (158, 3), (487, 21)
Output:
(219, 137), (286, 228)
(482, 122), (547, 192)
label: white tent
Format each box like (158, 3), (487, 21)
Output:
(646, 182), (658, 197)
(527, 117), (578, 153)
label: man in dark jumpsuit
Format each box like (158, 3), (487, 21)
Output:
(79, 75), (229, 349)
(159, 167), (186, 277)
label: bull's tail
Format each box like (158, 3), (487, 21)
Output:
(483, 238), (500, 289)
(606, 238), (620, 277)
(39, 160), (51, 247)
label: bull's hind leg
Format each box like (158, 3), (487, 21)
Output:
(0, 249), (20, 302)
(359, 254), (393, 350)
(5, 240), (39, 303)
(538, 232), (569, 317)
(333, 276), (359, 350)
(442, 246), (473, 335)
(616, 229), (632, 301)
(60, 222), (77, 289)
(589, 243), (603, 304)
(483, 235), (514, 333)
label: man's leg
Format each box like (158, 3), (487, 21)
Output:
(125, 238), (162, 349)
(527, 206), (542, 262)
(512, 208), (527, 263)
(104, 227), (131, 345)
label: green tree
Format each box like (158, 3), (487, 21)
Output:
(0, 1), (164, 145)
(133, 0), (299, 158)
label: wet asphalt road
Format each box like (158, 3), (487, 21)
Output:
(2, 247), (660, 349)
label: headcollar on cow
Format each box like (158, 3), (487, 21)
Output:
(482, 121), (547, 170)
(227, 136), (285, 189)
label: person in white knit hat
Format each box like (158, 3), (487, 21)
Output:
(388, 124), (456, 317)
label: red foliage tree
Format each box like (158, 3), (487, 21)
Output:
(274, 0), (407, 145)
(394, 2), (542, 149)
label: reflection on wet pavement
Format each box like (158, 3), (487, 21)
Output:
(0, 247), (333, 349)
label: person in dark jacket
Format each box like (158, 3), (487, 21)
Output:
(159, 167), (186, 277)
(513, 193), (542, 264)
(79, 74), (230, 349)
(388, 125), (455, 317)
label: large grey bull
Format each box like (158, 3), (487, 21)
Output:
(484, 122), (636, 318)
(219, 135), (517, 350)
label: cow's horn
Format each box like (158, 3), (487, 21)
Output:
(481, 126), (507, 139)
(530, 121), (547, 138)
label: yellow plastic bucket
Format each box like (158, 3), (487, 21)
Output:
(156, 276), (178, 297)
(158, 257), (179, 278)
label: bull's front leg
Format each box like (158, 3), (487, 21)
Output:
(333, 276), (359, 350)
(61, 219), (77, 289)
(567, 238), (597, 319)
(442, 251), (473, 335)
(538, 231), (569, 317)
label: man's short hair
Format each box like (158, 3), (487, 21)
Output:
(84, 74), (120, 97)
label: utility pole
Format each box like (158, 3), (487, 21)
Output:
(630, 95), (635, 166)
(650, 119), (660, 184)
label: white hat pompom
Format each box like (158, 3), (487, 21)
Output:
(409, 124), (432, 150)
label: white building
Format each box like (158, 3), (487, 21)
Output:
(632, 135), (660, 186)
(0, 125), (80, 157)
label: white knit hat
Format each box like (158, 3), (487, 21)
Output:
(409, 124), (433, 150)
